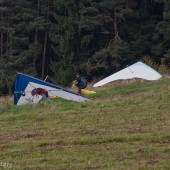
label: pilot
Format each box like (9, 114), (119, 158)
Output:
(75, 73), (87, 95)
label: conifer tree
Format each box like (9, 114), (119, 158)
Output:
(0, 0), (169, 93)
(84, 0), (132, 78)
(0, 0), (15, 93)
(152, 0), (170, 65)
(49, 0), (85, 85)
(0, 0), (41, 93)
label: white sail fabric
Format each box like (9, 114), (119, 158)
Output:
(14, 73), (89, 105)
(93, 62), (162, 87)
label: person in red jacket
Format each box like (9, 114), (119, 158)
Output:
(31, 88), (50, 102)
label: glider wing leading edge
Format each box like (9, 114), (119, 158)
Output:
(93, 61), (162, 87)
(14, 73), (89, 105)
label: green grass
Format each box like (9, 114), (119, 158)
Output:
(0, 78), (170, 169)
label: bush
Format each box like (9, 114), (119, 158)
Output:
(0, 78), (8, 96)
(142, 56), (170, 75)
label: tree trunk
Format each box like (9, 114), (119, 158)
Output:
(113, 6), (121, 42)
(75, 0), (80, 61)
(6, 32), (9, 54)
(42, 30), (48, 78)
(33, 0), (40, 70)
(9, 32), (12, 57)
(108, 6), (121, 48)
(8, 86), (12, 96)
(113, 6), (118, 36)
(42, 0), (50, 78)
(141, 0), (150, 16)
(0, 32), (3, 55)
(33, 30), (38, 69)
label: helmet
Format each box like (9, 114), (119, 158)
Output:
(76, 73), (80, 80)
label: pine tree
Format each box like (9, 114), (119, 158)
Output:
(49, 0), (85, 86)
(0, 0), (42, 93)
(0, 0), (169, 93)
(152, 0), (170, 65)
(0, 0), (15, 94)
(84, 0), (132, 78)
(41, 0), (50, 78)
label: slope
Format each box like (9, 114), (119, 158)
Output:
(0, 78), (170, 170)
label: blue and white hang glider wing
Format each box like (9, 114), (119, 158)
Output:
(93, 61), (162, 87)
(14, 73), (89, 106)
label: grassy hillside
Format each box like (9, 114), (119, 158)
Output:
(0, 78), (170, 170)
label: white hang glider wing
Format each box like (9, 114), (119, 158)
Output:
(93, 61), (162, 87)
(14, 73), (89, 105)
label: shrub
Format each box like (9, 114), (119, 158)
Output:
(142, 56), (170, 75)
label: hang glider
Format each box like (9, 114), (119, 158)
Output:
(93, 61), (162, 87)
(14, 73), (89, 106)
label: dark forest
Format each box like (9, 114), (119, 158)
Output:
(0, 0), (169, 94)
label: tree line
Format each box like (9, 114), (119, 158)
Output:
(0, 0), (169, 95)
